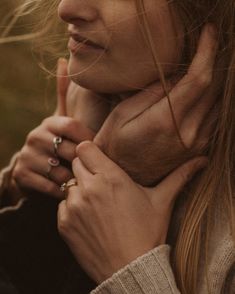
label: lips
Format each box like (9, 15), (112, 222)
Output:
(68, 32), (106, 51)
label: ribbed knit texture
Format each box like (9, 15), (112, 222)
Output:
(92, 246), (180, 294)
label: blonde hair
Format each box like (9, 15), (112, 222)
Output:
(1, 1), (235, 293)
(134, 1), (235, 293)
(135, 1), (235, 293)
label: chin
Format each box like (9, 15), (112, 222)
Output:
(68, 57), (121, 94)
(70, 74), (116, 94)
(69, 70), (158, 96)
(68, 57), (162, 95)
(69, 68), (138, 95)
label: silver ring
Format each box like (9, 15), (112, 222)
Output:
(46, 157), (60, 179)
(53, 136), (63, 156)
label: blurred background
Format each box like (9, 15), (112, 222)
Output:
(0, 1), (59, 168)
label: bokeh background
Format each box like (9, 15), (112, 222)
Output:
(0, 1), (58, 168)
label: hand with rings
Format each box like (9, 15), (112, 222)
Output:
(60, 178), (78, 197)
(11, 116), (94, 199)
(10, 59), (110, 199)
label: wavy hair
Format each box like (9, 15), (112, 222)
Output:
(1, 1), (234, 293)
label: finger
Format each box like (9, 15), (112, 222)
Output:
(146, 24), (218, 127)
(53, 138), (77, 162)
(57, 200), (67, 223)
(67, 159), (92, 210)
(94, 79), (175, 145)
(150, 156), (208, 208)
(47, 164), (74, 186)
(171, 24), (217, 117)
(196, 105), (218, 143)
(179, 63), (220, 148)
(179, 90), (216, 147)
(57, 200), (68, 230)
(27, 129), (77, 162)
(103, 80), (174, 125)
(72, 157), (93, 185)
(15, 170), (64, 199)
(44, 116), (95, 143)
(28, 155), (74, 186)
(55, 58), (70, 116)
(76, 141), (120, 175)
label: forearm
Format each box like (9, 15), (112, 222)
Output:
(91, 245), (180, 294)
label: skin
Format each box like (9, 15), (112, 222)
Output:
(58, 143), (207, 283)
(58, 0), (184, 94)
(12, 25), (217, 198)
(10, 0), (218, 284)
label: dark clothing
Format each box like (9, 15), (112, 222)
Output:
(0, 195), (96, 294)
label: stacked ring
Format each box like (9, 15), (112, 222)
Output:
(45, 136), (63, 180)
(46, 157), (60, 179)
(53, 136), (63, 156)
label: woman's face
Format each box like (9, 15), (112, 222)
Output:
(58, 0), (183, 94)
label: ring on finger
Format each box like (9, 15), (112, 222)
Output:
(46, 157), (60, 180)
(53, 136), (63, 156)
(60, 178), (78, 194)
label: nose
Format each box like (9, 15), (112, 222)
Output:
(58, 0), (98, 24)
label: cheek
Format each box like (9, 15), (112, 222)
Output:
(106, 4), (183, 88)
(146, 3), (184, 68)
(104, 15), (158, 88)
(67, 2), (183, 94)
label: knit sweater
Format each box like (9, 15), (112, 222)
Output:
(0, 155), (234, 294)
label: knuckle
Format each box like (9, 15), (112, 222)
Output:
(57, 209), (70, 235)
(96, 172), (121, 189)
(13, 164), (24, 182)
(25, 130), (37, 145)
(82, 182), (97, 198)
(20, 145), (31, 159)
(66, 197), (82, 214)
(76, 141), (93, 156)
(61, 117), (77, 134)
(194, 73), (211, 88)
(57, 220), (67, 236)
(106, 173), (121, 186)
(42, 116), (54, 126)
(25, 128), (43, 146)
(94, 173), (109, 186)
(14, 169), (29, 188)
(182, 129), (197, 149)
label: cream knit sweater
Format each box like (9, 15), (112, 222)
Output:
(0, 156), (234, 294)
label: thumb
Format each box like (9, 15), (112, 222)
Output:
(150, 156), (208, 208)
(55, 58), (70, 116)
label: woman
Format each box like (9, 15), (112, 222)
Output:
(0, 0), (234, 293)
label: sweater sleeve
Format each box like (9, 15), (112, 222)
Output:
(0, 153), (26, 214)
(91, 245), (180, 294)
